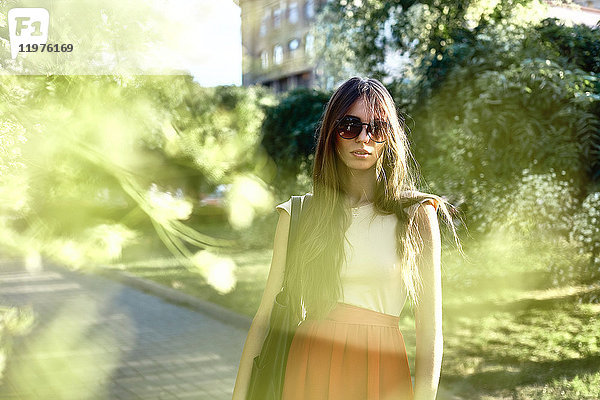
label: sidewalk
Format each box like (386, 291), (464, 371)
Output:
(0, 259), (248, 400)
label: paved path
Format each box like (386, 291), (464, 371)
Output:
(0, 260), (248, 400)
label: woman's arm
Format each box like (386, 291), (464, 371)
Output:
(413, 203), (443, 400)
(232, 209), (291, 400)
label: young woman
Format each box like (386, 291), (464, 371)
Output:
(233, 77), (461, 400)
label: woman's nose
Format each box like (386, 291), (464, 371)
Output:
(356, 125), (371, 143)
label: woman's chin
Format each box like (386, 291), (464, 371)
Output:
(344, 161), (377, 172)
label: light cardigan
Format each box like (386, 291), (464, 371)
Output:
(275, 195), (439, 317)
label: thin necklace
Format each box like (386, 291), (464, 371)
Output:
(351, 201), (372, 217)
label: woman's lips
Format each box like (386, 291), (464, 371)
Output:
(351, 150), (370, 158)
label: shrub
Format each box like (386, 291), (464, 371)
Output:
(570, 191), (600, 273)
(502, 169), (577, 239)
(261, 88), (329, 193)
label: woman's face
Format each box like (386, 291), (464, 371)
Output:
(335, 97), (386, 172)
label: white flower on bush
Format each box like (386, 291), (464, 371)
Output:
(51, 224), (137, 268)
(570, 192), (600, 257)
(192, 251), (237, 294)
(496, 169), (576, 238)
(147, 183), (192, 221)
(83, 224), (137, 262)
(226, 175), (273, 230)
(24, 250), (42, 273)
(54, 240), (85, 268)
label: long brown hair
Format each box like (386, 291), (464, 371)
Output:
(285, 77), (462, 320)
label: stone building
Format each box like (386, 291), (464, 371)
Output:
(238, 0), (325, 92)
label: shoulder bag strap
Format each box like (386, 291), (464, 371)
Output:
(282, 196), (301, 290)
(287, 196), (302, 258)
(282, 194), (313, 289)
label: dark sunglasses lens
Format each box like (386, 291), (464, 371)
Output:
(369, 121), (388, 142)
(338, 121), (363, 138)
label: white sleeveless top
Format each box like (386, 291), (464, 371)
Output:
(275, 195), (439, 317)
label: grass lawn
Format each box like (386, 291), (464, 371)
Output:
(108, 229), (600, 399)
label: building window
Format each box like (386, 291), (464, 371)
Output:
(288, 39), (300, 58)
(289, 75), (297, 90)
(261, 51), (269, 69)
(289, 2), (299, 24)
(289, 39), (300, 51)
(273, 7), (283, 28)
(260, 11), (269, 36)
(279, 77), (288, 92)
(274, 45), (283, 65)
(305, 33), (314, 56)
(305, 0), (315, 19)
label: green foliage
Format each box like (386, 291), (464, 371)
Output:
(442, 297), (600, 399)
(534, 18), (600, 74)
(315, 0), (545, 88)
(401, 0), (549, 101)
(416, 17), (600, 180)
(436, 231), (600, 397)
(312, 0), (393, 84)
(490, 170), (577, 240)
(0, 306), (34, 382)
(140, 77), (273, 184)
(417, 58), (598, 211)
(261, 88), (329, 194)
(531, 19), (600, 180)
(0, 75), (274, 293)
(570, 191), (600, 270)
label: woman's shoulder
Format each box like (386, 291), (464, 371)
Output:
(275, 192), (313, 216)
(398, 190), (442, 216)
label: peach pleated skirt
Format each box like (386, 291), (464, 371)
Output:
(281, 302), (414, 400)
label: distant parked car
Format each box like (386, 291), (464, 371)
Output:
(199, 184), (228, 207)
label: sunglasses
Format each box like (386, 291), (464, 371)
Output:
(335, 116), (389, 143)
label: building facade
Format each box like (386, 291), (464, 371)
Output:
(239, 0), (325, 92)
